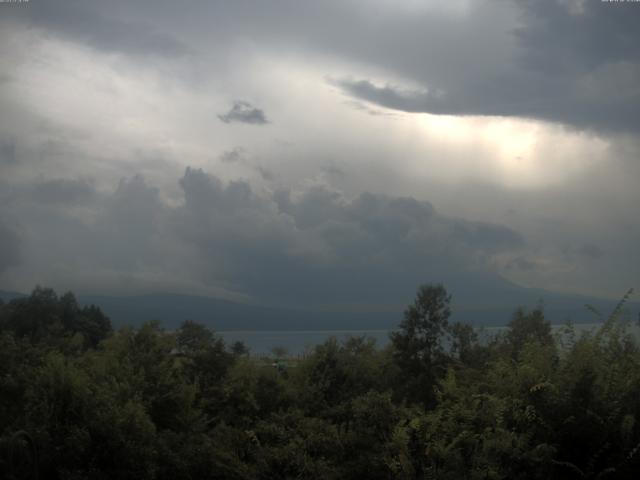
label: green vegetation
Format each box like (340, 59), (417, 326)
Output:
(1, 285), (639, 479)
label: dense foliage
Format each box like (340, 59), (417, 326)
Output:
(1, 285), (639, 479)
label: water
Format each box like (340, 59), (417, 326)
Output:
(219, 322), (640, 356)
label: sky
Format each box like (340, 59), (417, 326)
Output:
(0, 0), (639, 310)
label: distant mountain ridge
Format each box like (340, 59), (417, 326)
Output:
(0, 290), (27, 302)
(2, 288), (637, 331)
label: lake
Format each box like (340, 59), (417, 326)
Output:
(219, 322), (639, 355)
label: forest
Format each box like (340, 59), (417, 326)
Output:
(1, 285), (639, 479)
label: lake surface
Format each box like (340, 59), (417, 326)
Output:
(219, 322), (638, 355)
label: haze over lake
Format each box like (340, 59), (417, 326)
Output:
(219, 322), (640, 355)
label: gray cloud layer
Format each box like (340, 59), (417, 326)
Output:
(0, 0), (637, 302)
(0, 221), (21, 274)
(336, 1), (640, 133)
(0, 169), (525, 305)
(11, 0), (190, 58)
(169, 168), (525, 304)
(6, 0), (639, 133)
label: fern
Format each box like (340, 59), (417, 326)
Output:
(595, 288), (634, 341)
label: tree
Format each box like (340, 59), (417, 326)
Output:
(175, 320), (233, 417)
(450, 321), (481, 366)
(176, 320), (215, 354)
(390, 284), (452, 407)
(0, 288), (111, 349)
(506, 306), (553, 356)
(231, 340), (249, 357)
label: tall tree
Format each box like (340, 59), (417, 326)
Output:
(506, 306), (552, 356)
(390, 284), (452, 407)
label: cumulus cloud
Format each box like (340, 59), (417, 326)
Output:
(0, 169), (526, 306)
(218, 101), (269, 125)
(167, 169), (528, 304)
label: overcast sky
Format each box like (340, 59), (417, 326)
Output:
(0, 0), (638, 309)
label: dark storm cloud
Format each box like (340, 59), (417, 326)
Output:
(218, 101), (269, 125)
(335, 80), (453, 114)
(508, 0), (640, 132)
(514, 0), (638, 74)
(335, 0), (640, 133)
(0, 221), (21, 273)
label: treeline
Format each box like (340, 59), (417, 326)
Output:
(0, 285), (639, 479)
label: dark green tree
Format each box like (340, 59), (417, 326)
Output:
(390, 284), (452, 407)
(450, 321), (482, 366)
(231, 340), (249, 357)
(0, 287), (111, 349)
(506, 305), (553, 356)
(175, 320), (233, 417)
